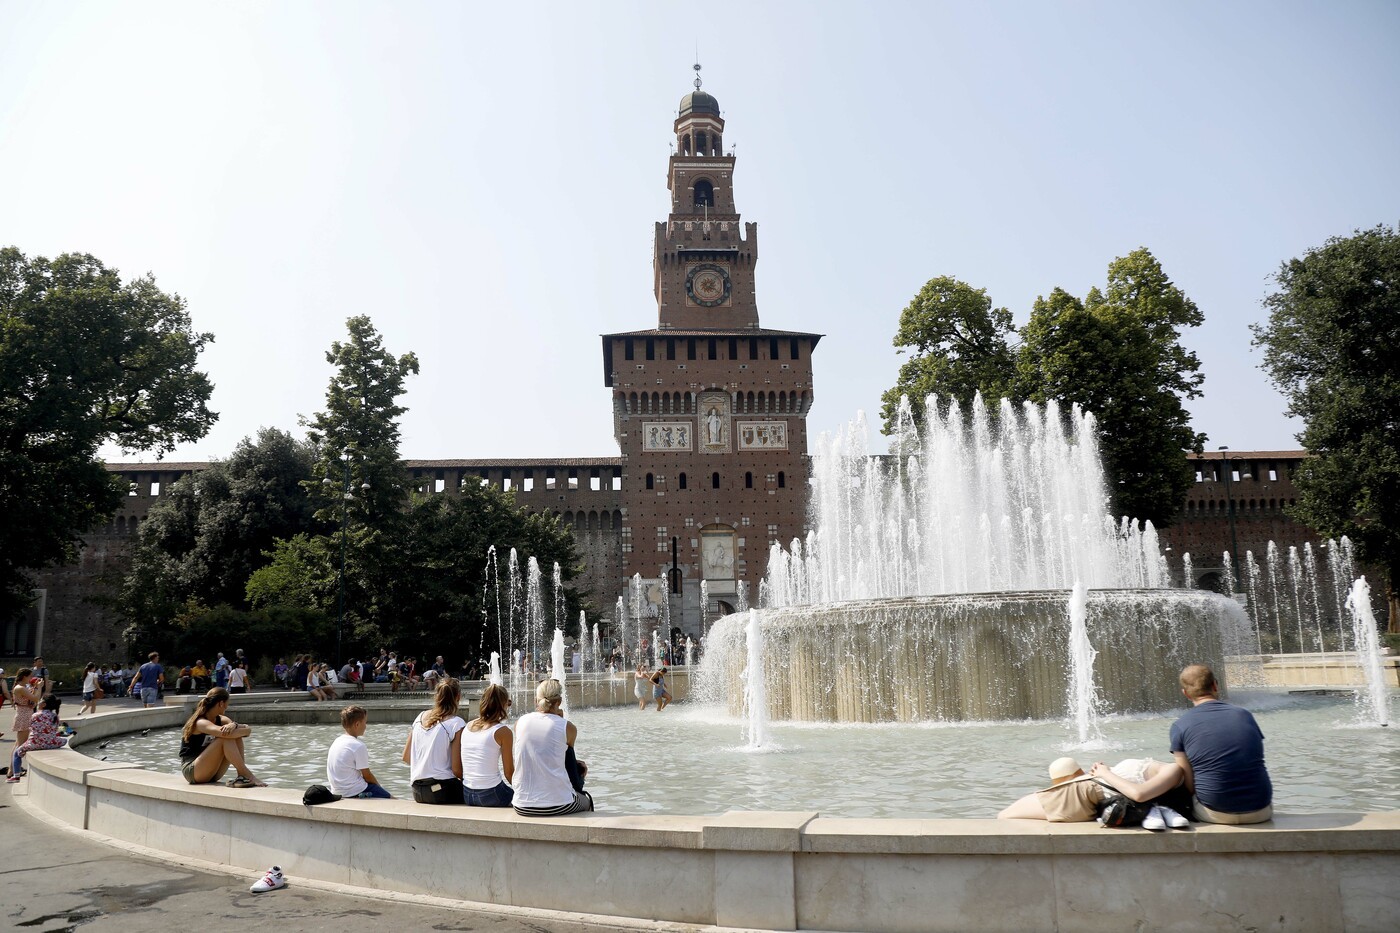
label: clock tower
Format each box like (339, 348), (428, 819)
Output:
(601, 67), (821, 638)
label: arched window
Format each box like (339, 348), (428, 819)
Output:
(694, 179), (714, 208)
(678, 472), (688, 490)
(745, 471), (753, 489)
(778, 471), (786, 488)
(645, 473), (654, 490)
(711, 472), (720, 489)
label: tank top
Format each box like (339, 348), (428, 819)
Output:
(460, 721), (508, 790)
(513, 712), (572, 808)
(409, 713), (465, 781)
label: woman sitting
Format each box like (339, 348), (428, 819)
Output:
(8, 696), (67, 782)
(460, 683), (515, 807)
(402, 677), (466, 804)
(306, 662), (335, 701)
(999, 756), (1189, 826)
(178, 687), (266, 787)
(512, 679), (593, 816)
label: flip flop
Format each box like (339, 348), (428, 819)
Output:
(227, 776), (258, 788)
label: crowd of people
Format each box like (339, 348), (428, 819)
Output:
(998, 664), (1274, 827)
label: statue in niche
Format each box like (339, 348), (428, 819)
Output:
(707, 407), (723, 445)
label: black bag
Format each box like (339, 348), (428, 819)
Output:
(303, 784), (342, 806)
(1097, 793), (1154, 827)
(411, 777), (464, 805)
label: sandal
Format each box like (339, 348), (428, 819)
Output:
(227, 776), (260, 788)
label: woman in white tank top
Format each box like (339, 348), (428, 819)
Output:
(461, 684), (515, 807)
(401, 678), (466, 804)
(513, 679), (593, 816)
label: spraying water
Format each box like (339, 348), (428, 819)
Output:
(1065, 582), (1103, 745)
(1346, 578), (1389, 727)
(551, 627), (569, 718)
(487, 652), (503, 688)
(742, 609), (769, 748)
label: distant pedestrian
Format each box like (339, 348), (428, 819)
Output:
(80, 663), (101, 715)
(131, 652), (164, 709)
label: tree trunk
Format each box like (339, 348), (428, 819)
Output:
(1388, 578), (1399, 635)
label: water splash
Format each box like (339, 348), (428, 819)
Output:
(1065, 582), (1103, 745)
(1346, 578), (1389, 727)
(742, 609), (770, 748)
(551, 627), (568, 718)
(487, 651), (503, 688)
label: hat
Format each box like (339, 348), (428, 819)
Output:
(302, 784), (342, 805)
(1047, 757), (1083, 781)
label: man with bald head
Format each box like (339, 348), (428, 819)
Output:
(1169, 664), (1273, 824)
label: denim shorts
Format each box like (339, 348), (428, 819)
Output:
(140, 687), (159, 705)
(464, 781), (514, 808)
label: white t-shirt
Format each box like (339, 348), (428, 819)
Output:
(227, 667), (248, 689)
(409, 713), (466, 782)
(513, 712), (572, 808)
(326, 733), (369, 796)
(460, 721), (509, 790)
(83, 672), (99, 693)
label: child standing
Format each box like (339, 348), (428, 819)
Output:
(326, 705), (391, 799)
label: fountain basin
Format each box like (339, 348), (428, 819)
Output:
(703, 589), (1252, 722)
(18, 702), (1400, 933)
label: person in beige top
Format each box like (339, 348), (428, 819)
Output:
(998, 756), (1106, 821)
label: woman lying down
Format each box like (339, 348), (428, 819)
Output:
(998, 756), (1191, 829)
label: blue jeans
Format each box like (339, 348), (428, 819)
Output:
(353, 782), (392, 799)
(463, 781), (514, 807)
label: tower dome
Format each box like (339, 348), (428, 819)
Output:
(678, 89), (720, 117)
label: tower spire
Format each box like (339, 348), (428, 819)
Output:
(693, 60), (702, 91)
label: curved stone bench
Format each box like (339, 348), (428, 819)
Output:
(20, 706), (1400, 932)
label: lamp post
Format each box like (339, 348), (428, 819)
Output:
(1217, 446), (1252, 593)
(323, 451), (369, 667)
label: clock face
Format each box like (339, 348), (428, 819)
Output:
(685, 263), (731, 307)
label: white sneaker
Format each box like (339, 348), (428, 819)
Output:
(1159, 805), (1189, 828)
(250, 865), (286, 893)
(1141, 806), (1167, 831)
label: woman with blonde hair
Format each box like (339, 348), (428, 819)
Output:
(460, 684), (515, 807)
(179, 687), (265, 787)
(402, 677), (466, 804)
(512, 678), (593, 816)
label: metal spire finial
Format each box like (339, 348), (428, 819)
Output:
(693, 61), (702, 91)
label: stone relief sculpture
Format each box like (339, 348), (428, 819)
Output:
(697, 391), (730, 452)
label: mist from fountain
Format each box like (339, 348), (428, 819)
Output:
(551, 627), (568, 718)
(742, 610), (770, 748)
(1066, 582), (1102, 744)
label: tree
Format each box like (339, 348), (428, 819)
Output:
(1017, 249), (1206, 525)
(385, 482), (583, 666)
(0, 248), (215, 621)
(879, 276), (1018, 431)
(301, 316), (420, 650)
(119, 428), (318, 635)
(1253, 224), (1400, 630)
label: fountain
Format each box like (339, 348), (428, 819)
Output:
(1347, 577), (1390, 727)
(550, 627), (568, 717)
(701, 395), (1254, 723)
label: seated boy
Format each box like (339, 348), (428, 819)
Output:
(327, 705), (391, 799)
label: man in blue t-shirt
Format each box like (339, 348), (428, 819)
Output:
(1169, 664), (1273, 824)
(131, 651), (165, 709)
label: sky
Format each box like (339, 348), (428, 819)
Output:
(3, 1), (1398, 464)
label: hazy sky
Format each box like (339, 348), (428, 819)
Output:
(4, 1), (1397, 464)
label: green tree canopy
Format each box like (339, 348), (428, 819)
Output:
(879, 276), (1017, 430)
(1253, 223), (1400, 629)
(879, 250), (1205, 526)
(0, 248), (214, 621)
(119, 427), (318, 636)
(1018, 249), (1206, 525)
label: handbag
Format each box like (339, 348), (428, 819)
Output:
(411, 777), (464, 805)
(94, 684), (105, 699)
(1097, 793), (1155, 827)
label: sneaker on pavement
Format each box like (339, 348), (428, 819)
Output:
(1141, 805), (1167, 831)
(1159, 805), (1190, 828)
(250, 866), (286, 893)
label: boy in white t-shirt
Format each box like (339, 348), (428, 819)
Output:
(326, 706), (391, 798)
